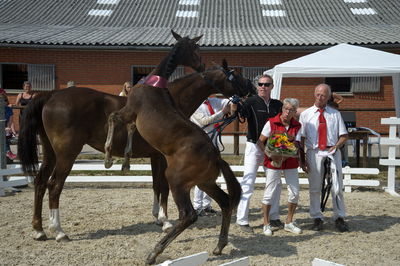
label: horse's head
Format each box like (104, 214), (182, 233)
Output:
(216, 59), (257, 98)
(171, 30), (205, 73)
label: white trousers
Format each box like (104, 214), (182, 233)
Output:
(261, 168), (300, 206)
(236, 142), (280, 225)
(306, 148), (346, 220)
(193, 186), (211, 210)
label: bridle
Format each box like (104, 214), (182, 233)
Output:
(200, 67), (250, 98)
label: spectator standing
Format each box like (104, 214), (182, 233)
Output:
(190, 97), (232, 215)
(15, 81), (36, 122)
(67, 81), (75, 88)
(235, 74), (283, 233)
(0, 92), (17, 160)
(257, 98), (304, 236)
(119, 81), (133, 96)
(299, 84), (349, 232)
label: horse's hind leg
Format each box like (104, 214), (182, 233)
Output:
(47, 146), (82, 242)
(121, 122), (136, 172)
(32, 139), (56, 241)
(104, 111), (120, 168)
(150, 155), (172, 232)
(146, 180), (197, 265)
(198, 182), (231, 255)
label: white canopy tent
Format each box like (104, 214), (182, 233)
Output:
(266, 43), (400, 118)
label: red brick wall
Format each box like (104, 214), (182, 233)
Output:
(1, 47), (398, 134)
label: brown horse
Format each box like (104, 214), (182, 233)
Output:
(105, 62), (248, 264)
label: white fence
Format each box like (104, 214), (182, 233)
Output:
(0, 165), (26, 196)
(379, 117), (400, 197)
(4, 163), (379, 192)
(2, 162), (380, 195)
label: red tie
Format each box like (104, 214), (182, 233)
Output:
(204, 100), (220, 130)
(318, 108), (327, 150)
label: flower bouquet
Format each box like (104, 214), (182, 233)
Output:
(265, 132), (298, 168)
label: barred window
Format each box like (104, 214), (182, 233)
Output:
(0, 63), (55, 91)
(325, 77), (381, 93)
(243, 67), (268, 84)
(350, 76), (380, 93)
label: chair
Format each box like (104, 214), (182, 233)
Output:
(351, 127), (381, 158)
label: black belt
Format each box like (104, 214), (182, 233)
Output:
(247, 139), (257, 144)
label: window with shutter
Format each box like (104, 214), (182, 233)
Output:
(0, 63), (54, 91)
(27, 64), (55, 91)
(350, 76), (380, 93)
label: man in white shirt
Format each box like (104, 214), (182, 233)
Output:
(190, 97), (231, 215)
(299, 84), (349, 232)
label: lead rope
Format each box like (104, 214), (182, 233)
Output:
(320, 157), (332, 212)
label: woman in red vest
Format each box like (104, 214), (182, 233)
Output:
(257, 98), (305, 236)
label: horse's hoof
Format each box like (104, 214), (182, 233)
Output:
(212, 246), (223, 255)
(162, 221), (173, 233)
(121, 164), (130, 172)
(146, 252), (157, 265)
(104, 159), (113, 169)
(56, 234), (70, 242)
(34, 232), (48, 241)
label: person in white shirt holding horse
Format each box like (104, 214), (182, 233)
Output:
(190, 97), (232, 215)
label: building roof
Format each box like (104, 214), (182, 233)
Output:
(0, 0), (399, 48)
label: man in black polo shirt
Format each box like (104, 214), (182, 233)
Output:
(236, 74), (283, 233)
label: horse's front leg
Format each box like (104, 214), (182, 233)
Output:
(121, 122), (136, 172)
(105, 111), (120, 168)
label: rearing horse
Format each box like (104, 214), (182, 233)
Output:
(105, 55), (246, 265)
(17, 30), (204, 243)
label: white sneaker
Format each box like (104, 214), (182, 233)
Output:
(284, 222), (302, 234)
(263, 225), (273, 236)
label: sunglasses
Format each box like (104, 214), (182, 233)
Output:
(258, 82), (272, 87)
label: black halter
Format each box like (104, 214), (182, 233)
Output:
(200, 67), (249, 98)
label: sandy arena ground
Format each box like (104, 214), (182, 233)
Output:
(1, 185), (399, 265)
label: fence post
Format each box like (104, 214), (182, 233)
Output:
(0, 98), (6, 196)
(343, 166), (352, 193)
(379, 117), (400, 197)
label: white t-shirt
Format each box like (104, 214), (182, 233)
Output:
(260, 120), (302, 142)
(190, 97), (229, 143)
(299, 105), (347, 150)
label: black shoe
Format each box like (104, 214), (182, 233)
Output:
(237, 224), (254, 234)
(335, 217), (349, 232)
(270, 219), (284, 231)
(204, 206), (218, 215)
(311, 218), (323, 231)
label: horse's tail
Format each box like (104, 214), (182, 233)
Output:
(17, 92), (53, 175)
(218, 158), (242, 210)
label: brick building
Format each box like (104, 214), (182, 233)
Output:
(1, 0), (399, 134)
